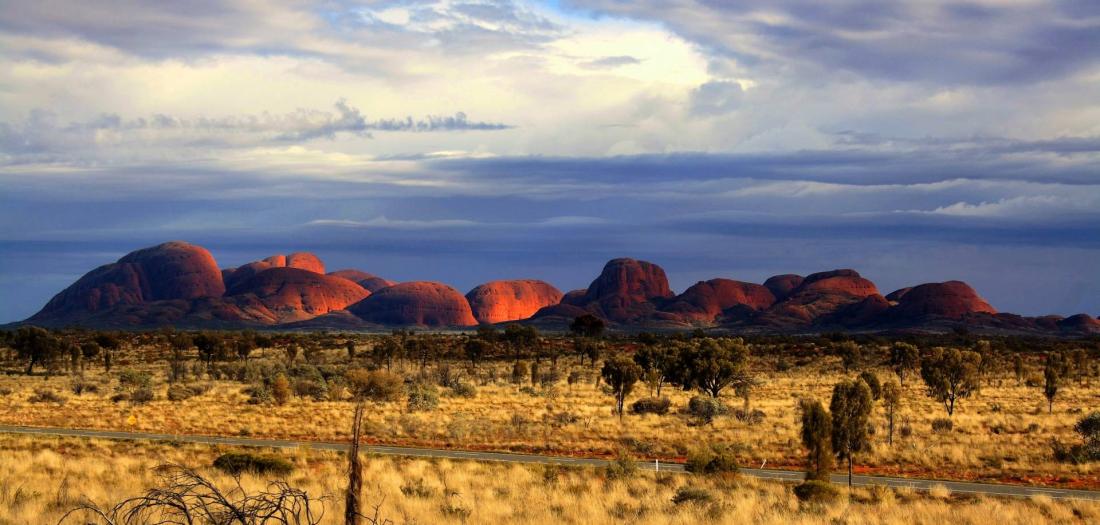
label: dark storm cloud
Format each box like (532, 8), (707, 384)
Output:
(566, 0), (1100, 85)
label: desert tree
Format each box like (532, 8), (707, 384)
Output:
(463, 337), (491, 369)
(798, 398), (833, 481)
(920, 347), (981, 417)
(569, 314), (605, 339)
(573, 338), (602, 367)
(13, 326), (61, 375)
(1044, 352), (1064, 414)
(836, 341), (862, 373)
(632, 343), (674, 396)
(858, 370), (882, 400)
(503, 324), (539, 360)
(679, 337), (751, 399)
(830, 379), (873, 486)
(1014, 353), (1026, 385)
(889, 342), (920, 385)
(601, 356), (643, 420)
(881, 379), (901, 446)
(372, 336), (402, 371)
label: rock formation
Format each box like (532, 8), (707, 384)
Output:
(223, 252), (326, 290)
(759, 269), (880, 325)
(572, 258), (673, 322)
(763, 274), (804, 301)
(890, 281), (996, 319)
(348, 281), (477, 327)
(466, 280), (563, 324)
(31, 241), (225, 320)
(226, 267), (370, 323)
(328, 269), (397, 292)
(660, 279), (775, 322)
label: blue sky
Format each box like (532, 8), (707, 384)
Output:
(1, 0), (1098, 322)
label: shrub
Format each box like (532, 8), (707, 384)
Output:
(685, 444), (740, 475)
(246, 384), (271, 405)
(604, 450), (638, 481)
(28, 388), (65, 404)
(733, 408), (765, 425)
(292, 378), (328, 400)
(400, 477), (435, 498)
(272, 374), (291, 405)
(117, 369), (153, 390)
(859, 371), (882, 400)
(630, 397), (671, 415)
(931, 418), (953, 433)
(127, 386), (154, 404)
(167, 384), (199, 402)
(70, 381), (99, 395)
(793, 480), (840, 504)
(688, 396), (727, 424)
(212, 452), (294, 476)
(671, 487), (713, 505)
(450, 380), (477, 398)
(407, 384), (439, 412)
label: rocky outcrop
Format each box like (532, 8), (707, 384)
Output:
(759, 269), (880, 325)
(573, 258), (674, 322)
(226, 267), (370, 323)
(885, 287), (913, 302)
(763, 274), (804, 301)
(660, 279), (775, 322)
(31, 241), (225, 320)
(348, 281), (477, 327)
(890, 281), (996, 320)
(328, 269), (397, 292)
(223, 252), (326, 290)
(1057, 314), (1100, 334)
(466, 280), (563, 324)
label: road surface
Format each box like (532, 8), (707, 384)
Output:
(1, 424), (1096, 501)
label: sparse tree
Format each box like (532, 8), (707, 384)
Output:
(12, 326), (61, 375)
(920, 347), (981, 417)
(890, 342), (920, 384)
(1014, 353), (1026, 385)
(1044, 352), (1063, 414)
(679, 337), (750, 399)
(830, 379), (873, 486)
(511, 361), (529, 385)
(464, 337), (490, 368)
(633, 344), (673, 396)
(373, 336), (401, 370)
(836, 341), (862, 373)
(799, 398), (833, 481)
(346, 340), (357, 359)
(601, 356), (643, 420)
(570, 314), (605, 339)
(881, 379), (901, 446)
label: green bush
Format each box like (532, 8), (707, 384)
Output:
(407, 384), (439, 412)
(671, 486), (713, 505)
(630, 397), (671, 415)
(793, 480), (840, 504)
(684, 444), (739, 475)
(931, 418), (953, 433)
(450, 380), (477, 398)
(604, 451), (638, 481)
(212, 452), (294, 476)
(687, 396), (727, 424)
(130, 387), (155, 404)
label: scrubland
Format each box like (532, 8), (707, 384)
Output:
(1, 335), (1097, 488)
(0, 434), (1095, 525)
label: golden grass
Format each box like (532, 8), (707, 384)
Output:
(0, 347), (1097, 487)
(0, 434), (1096, 525)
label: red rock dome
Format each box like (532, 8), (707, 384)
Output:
(328, 269), (397, 292)
(226, 267), (369, 323)
(348, 281), (477, 327)
(761, 269), (880, 325)
(577, 258), (673, 322)
(32, 241), (225, 319)
(885, 287), (913, 302)
(1057, 314), (1100, 333)
(224, 251), (326, 290)
(466, 280), (564, 324)
(661, 279), (776, 322)
(763, 274), (804, 300)
(891, 281), (996, 319)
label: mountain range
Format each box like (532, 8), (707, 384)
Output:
(15, 241), (1100, 335)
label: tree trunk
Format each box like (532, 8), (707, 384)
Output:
(887, 411), (894, 446)
(847, 455), (853, 487)
(345, 402), (365, 525)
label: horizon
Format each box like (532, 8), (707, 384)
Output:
(2, 1), (1099, 322)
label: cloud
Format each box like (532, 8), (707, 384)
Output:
(566, 0), (1100, 86)
(579, 55), (641, 69)
(0, 100), (512, 160)
(690, 81), (743, 115)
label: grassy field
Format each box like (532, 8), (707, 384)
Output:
(1, 336), (1097, 489)
(0, 434), (1095, 525)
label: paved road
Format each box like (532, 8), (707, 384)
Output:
(2, 424), (1097, 501)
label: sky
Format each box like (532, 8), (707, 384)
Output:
(1, 0), (1099, 322)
